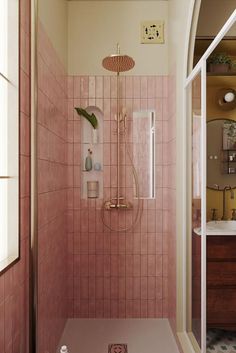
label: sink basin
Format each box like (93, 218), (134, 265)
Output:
(194, 221), (236, 236)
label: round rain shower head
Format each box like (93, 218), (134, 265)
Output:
(102, 54), (135, 73)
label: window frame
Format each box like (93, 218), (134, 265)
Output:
(0, 0), (21, 275)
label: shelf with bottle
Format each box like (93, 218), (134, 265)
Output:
(82, 169), (103, 172)
(222, 150), (236, 162)
(80, 105), (104, 199)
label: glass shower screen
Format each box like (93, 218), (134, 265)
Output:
(133, 110), (155, 199)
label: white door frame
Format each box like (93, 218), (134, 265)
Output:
(184, 8), (236, 353)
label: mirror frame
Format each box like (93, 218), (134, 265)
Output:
(207, 117), (236, 191)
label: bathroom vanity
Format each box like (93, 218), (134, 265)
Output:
(193, 222), (236, 329)
(207, 235), (236, 329)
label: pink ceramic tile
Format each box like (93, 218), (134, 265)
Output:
(133, 76), (141, 98)
(89, 255), (96, 277)
(96, 278), (104, 299)
(95, 77), (103, 98)
(110, 300), (118, 318)
(140, 233), (147, 254)
(104, 300), (111, 318)
(156, 276), (163, 300)
(118, 300), (126, 318)
(126, 278), (133, 299)
(110, 278), (119, 300)
(133, 278), (141, 299)
(147, 77), (156, 99)
(125, 255), (133, 277)
(118, 278), (125, 299)
(111, 255), (119, 276)
(147, 234), (156, 254)
(140, 76), (148, 98)
(148, 277), (156, 300)
(125, 77), (133, 98)
(156, 255), (163, 277)
(126, 300), (133, 317)
(89, 76), (96, 98)
(80, 76), (89, 98)
(80, 277), (89, 299)
(80, 255), (89, 276)
(74, 76), (81, 98)
(163, 98), (169, 120)
(118, 255), (126, 276)
(141, 278), (148, 300)
(104, 121), (111, 143)
(67, 76), (74, 98)
(133, 255), (141, 277)
(65, 73), (177, 322)
(141, 255), (147, 276)
(103, 76), (111, 98)
(96, 256), (104, 277)
(110, 76), (118, 98)
(163, 76), (169, 98)
(125, 233), (133, 254)
(95, 98), (103, 112)
(104, 278), (111, 299)
(148, 255), (156, 276)
(147, 300), (156, 318)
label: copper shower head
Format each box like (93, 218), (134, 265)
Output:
(102, 44), (135, 73)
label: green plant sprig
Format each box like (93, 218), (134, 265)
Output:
(75, 107), (98, 129)
(207, 52), (233, 65)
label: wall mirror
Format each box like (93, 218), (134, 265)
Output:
(207, 119), (236, 190)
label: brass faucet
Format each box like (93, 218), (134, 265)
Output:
(211, 208), (218, 221)
(231, 208), (236, 221)
(222, 185), (234, 220)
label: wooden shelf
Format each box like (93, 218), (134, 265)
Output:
(207, 72), (236, 76)
(207, 75), (236, 87)
(82, 169), (102, 172)
(195, 37), (236, 59)
(222, 161), (236, 163)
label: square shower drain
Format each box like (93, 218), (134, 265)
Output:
(108, 344), (128, 353)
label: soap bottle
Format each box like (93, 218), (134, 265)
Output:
(85, 149), (93, 171)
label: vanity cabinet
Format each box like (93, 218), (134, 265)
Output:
(207, 236), (236, 329)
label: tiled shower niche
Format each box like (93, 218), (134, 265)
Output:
(80, 106), (104, 199)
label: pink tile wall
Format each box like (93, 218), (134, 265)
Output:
(37, 22), (68, 353)
(68, 75), (170, 318)
(0, 1), (31, 352)
(166, 73), (176, 330)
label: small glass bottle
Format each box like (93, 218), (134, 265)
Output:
(85, 149), (93, 171)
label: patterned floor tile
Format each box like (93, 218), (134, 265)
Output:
(207, 329), (236, 353)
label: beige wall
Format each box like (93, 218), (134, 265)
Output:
(38, 0), (68, 68)
(68, 1), (168, 75)
(197, 0), (236, 36)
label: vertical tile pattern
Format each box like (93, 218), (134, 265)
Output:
(69, 75), (171, 318)
(37, 22), (68, 353)
(0, 1), (31, 352)
(165, 73), (176, 328)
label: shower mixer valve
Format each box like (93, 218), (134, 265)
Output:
(104, 198), (133, 210)
(113, 112), (127, 134)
